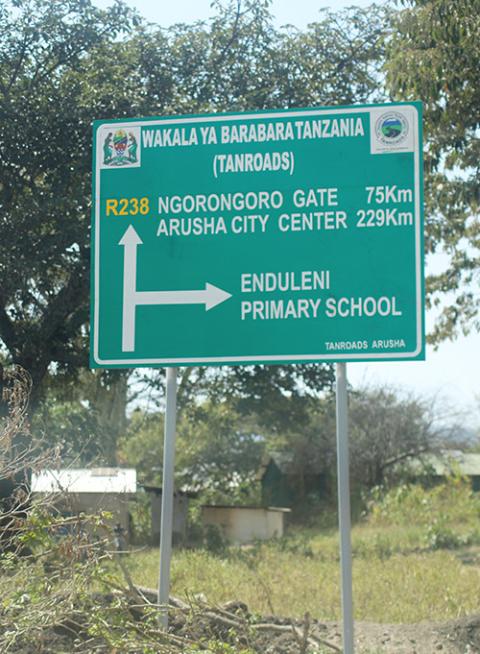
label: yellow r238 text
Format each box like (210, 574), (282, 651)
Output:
(105, 197), (150, 216)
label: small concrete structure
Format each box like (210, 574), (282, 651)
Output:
(31, 468), (137, 543)
(201, 505), (290, 544)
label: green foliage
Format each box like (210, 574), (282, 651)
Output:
(120, 401), (265, 499)
(32, 398), (100, 459)
(203, 524), (228, 555)
(348, 386), (441, 488)
(366, 476), (480, 527)
(0, 0), (136, 403)
(0, 0), (386, 413)
(31, 369), (130, 464)
(265, 385), (442, 512)
(0, 500), (229, 652)
(424, 520), (473, 550)
(352, 531), (395, 561)
(125, 382), (440, 513)
(386, 0), (480, 341)
(129, 492), (152, 545)
(0, 509), (100, 651)
(177, 401), (265, 499)
(366, 476), (480, 553)
(118, 409), (165, 484)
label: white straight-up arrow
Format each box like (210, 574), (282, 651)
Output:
(120, 225), (142, 352)
(119, 225), (232, 352)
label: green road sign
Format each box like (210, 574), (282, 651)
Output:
(91, 102), (424, 367)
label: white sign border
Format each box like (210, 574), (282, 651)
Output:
(93, 104), (423, 366)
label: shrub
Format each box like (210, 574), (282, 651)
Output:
(204, 524), (228, 555)
(0, 367), (220, 653)
(129, 492), (152, 545)
(365, 476), (480, 528)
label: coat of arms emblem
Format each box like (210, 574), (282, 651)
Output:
(103, 129), (138, 166)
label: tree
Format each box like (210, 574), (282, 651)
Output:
(117, 409), (165, 484)
(347, 385), (445, 488)
(176, 401), (264, 499)
(264, 394), (338, 510)
(0, 0), (387, 416)
(32, 369), (129, 464)
(0, 0), (137, 407)
(119, 401), (264, 501)
(386, 0), (480, 342)
(134, 364), (335, 433)
(267, 385), (446, 500)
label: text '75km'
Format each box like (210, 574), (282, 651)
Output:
(366, 185), (413, 204)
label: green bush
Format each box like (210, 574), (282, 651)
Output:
(129, 493), (152, 545)
(365, 476), (480, 528)
(424, 519), (480, 551)
(204, 524), (228, 555)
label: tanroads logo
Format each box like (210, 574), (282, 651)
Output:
(370, 106), (415, 155)
(375, 111), (409, 146)
(101, 127), (141, 168)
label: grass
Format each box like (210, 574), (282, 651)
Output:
(127, 525), (480, 623)
(127, 480), (480, 624)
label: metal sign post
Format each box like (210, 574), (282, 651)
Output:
(336, 362), (354, 653)
(90, 102), (424, 640)
(157, 367), (178, 629)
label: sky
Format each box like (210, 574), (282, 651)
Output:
(93, 0), (479, 428)
(95, 0), (383, 28)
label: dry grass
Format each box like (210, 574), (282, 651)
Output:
(128, 523), (480, 623)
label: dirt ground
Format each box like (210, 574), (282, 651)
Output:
(35, 587), (480, 653)
(310, 614), (480, 653)
(171, 599), (480, 653)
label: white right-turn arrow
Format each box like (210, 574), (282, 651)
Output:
(136, 283), (232, 311)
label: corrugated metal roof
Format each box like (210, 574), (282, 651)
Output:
(31, 468), (137, 494)
(410, 451), (480, 477)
